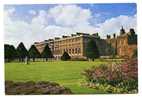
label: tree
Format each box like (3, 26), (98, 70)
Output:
(16, 42), (28, 62)
(4, 44), (17, 62)
(5, 44), (12, 61)
(86, 38), (100, 61)
(41, 44), (53, 61)
(29, 45), (40, 62)
(132, 49), (137, 58)
(61, 52), (71, 61)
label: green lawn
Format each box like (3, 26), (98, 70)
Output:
(5, 61), (107, 94)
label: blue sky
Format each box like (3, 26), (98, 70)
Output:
(4, 3), (136, 48)
(5, 3), (136, 24)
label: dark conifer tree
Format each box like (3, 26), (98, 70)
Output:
(4, 44), (17, 62)
(41, 44), (53, 61)
(29, 45), (40, 62)
(16, 42), (28, 62)
(61, 51), (71, 61)
(86, 38), (100, 61)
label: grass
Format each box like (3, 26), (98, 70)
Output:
(5, 60), (107, 94)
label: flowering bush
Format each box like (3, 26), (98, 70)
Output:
(82, 59), (138, 93)
(5, 81), (72, 95)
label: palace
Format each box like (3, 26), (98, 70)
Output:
(34, 27), (137, 59)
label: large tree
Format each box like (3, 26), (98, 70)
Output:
(61, 52), (71, 61)
(86, 38), (100, 61)
(41, 44), (53, 61)
(4, 44), (17, 62)
(16, 42), (28, 62)
(29, 45), (40, 62)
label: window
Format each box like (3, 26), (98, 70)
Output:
(75, 48), (78, 53)
(78, 48), (81, 53)
(72, 49), (74, 54)
(69, 49), (71, 54)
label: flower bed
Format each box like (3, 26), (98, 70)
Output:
(82, 59), (138, 93)
(5, 81), (72, 95)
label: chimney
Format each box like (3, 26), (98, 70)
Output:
(107, 35), (111, 39)
(55, 37), (60, 40)
(92, 33), (98, 36)
(62, 35), (69, 38)
(76, 32), (82, 35)
(113, 33), (116, 38)
(71, 34), (76, 37)
(120, 26), (125, 35)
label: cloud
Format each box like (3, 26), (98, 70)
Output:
(4, 5), (96, 48)
(45, 5), (96, 35)
(44, 25), (74, 38)
(6, 7), (15, 15)
(4, 5), (136, 49)
(48, 5), (92, 27)
(29, 10), (36, 15)
(96, 15), (137, 38)
(4, 13), (33, 49)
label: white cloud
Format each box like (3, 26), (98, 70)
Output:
(29, 10), (36, 15)
(4, 16), (33, 48)
(96, 15), (137, 38)
(4, 5), (96, 48)
(31, 10), (49, 26)
(44, 25), (74, 38)
(4, 8), (42, 49)
(6, 7), (15, 15)
(4, 5), (136, 49)
(48, 5), (92, 26)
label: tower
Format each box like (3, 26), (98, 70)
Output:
(120, 26), (125, 35)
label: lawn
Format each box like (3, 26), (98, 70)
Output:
(5, 61), (107, 94)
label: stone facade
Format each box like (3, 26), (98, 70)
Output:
(34, 33), (100, 59)
(34, 27), (137, 59)
(106, 27), (137, 58)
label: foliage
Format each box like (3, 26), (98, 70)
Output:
(4, 44), (17, 62)
(29, 45), (40, 62)
(82, 59), (138, 93)
(128, 29), (137, 44)
(132, 49), (137, 58)
(41, 44), (53, 61)
(61, 52), (71, 61)
(16, 42), (28, 62)
(86, 82), (137, 94)
(86, 38), (100, 61)
(5, 80), (72, 95)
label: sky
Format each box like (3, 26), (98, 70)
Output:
(4, 3), (136, 49)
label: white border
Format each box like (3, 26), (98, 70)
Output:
(0, 0), (138, 4)
(0, 0), (142, 98)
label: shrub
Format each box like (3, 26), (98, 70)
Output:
(5, 81), (72, 95)
(82, 59), (138, 93)
(61, 52), (71, 61)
